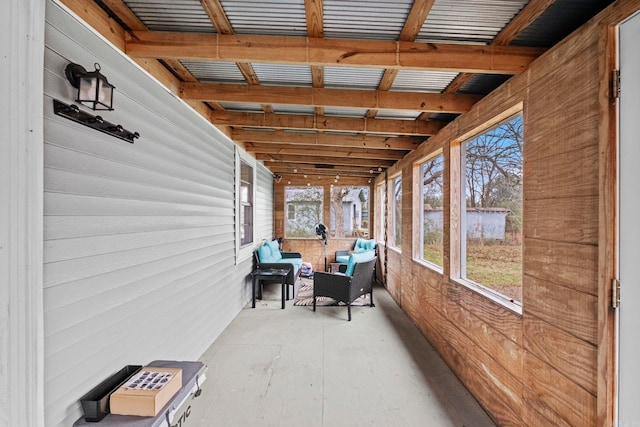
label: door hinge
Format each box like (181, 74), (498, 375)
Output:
(612, 278), (621, 309)
(612, 69), (621, 100)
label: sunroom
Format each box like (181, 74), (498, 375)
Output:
(3, 0), (640, 426)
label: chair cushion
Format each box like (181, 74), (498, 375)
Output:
(364, 239), (377, 251)
(354, 238), (367, 251)
(345, 251), (375, 276)
(267, 239), (282, 261)
(336, 254), (350, 264)
(257, 241), (282, 263)
(286, 257), (303, 276)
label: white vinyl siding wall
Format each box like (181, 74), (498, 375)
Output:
(43, 2), (272, 425)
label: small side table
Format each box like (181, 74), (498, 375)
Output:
(251, 268), (291, 309)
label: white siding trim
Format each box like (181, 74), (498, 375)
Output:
(0, 1), (45, 426)
(235, 146), (259, 263)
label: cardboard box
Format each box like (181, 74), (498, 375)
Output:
(110, 367), (182, 417)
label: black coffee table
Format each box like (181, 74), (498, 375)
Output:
(251, 268), (291, 309)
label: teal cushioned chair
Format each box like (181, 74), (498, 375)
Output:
(312, 253), (376, 321)
(335, 238), (377, 264)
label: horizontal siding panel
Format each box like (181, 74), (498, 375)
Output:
(44, 226), (223, 263)
(41, 63), (234, 165)
(44, 192), (234, 216)
(44, 117), (229, 185)
(523, 275), (597, 345)
(523, 352), (596, 427)
(43, 29), (234, 160)
(44, 142), (222, 196)
(523, 239), (598, 296)
(44, 244), (230, 313)
(523, 315), (597, 395)
(525, 145), (599, 200)
(45, 265), (235, 421)
(524, 196), (598, 245)
(45, 168), (220, 207)
(44, 234), (220, 287)
(44, 215), (221, 240)
(45, 259), (232, 365)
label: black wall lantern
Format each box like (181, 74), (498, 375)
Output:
(65, 62), (114, 111)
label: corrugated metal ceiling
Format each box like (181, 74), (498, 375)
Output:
(219, 102), (264, 112)
(417, 0), (528, 44)
(251, 63), (312, 86)
(180, 60), (246, 83)
(323, 0), (414, 40)
(220, 0), (307, 36)
(376, 110), (422, 120)
(324, 66), (384, 90)
(123, 0), (215, 32)
(323, 107), (369, 118)
(391, 70), (459, 93)
(271, 105), (316, 115)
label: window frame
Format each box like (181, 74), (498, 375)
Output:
(450, 104), (523, 314)
(376, 181), (386, 244)
(413, 150), (444, 272)
(235, 147), (256, 263)
(329, 185), (370, 238)
(389, 173), (402, 251)
(284, 185), (324, 239)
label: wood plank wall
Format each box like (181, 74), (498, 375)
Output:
(43, 3), (273, 426)
(275, 2), (640, 426)
(377, 3), (637, 426)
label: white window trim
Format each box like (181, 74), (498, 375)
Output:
(413, 150), (444, 271)
(235, 147), (256, 263)
(452, 105), (524, 314)
(389, 173), (402, 251)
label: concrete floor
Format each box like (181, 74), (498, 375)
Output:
(190, 281), (497, 427)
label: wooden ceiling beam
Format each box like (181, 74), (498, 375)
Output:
(367, 0), (435, 118)
(399, 0), (437, 41)
(256, 153), (395, 168)
(269, 165), (378, 176)
(209, 110), (443, 135)
(182, 82), (480, 113)
(199, 0), (234, 34)
(276, 175), (372, 186)
(126, 31), (545, 75)
(232, 129), (423, 150)
(305, 0), (324, 38)
(493, 0), (558, 46)
(99, 0), (147, 31)
(270, 161), (382, 173)
(244, 143), (407, 160)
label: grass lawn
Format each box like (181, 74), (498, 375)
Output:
(423, 243), (522, 300)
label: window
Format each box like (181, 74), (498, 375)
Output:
(235, 148), (256, 262)
(460, 114), (523, 304)
(376, 181), (385, 242)
(285, 186), (323, 238)
(390, 174), (402, 249)
(330, 186), (370, 238)
(239, 161), (253, 246)
(419, 153), (444, 268)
